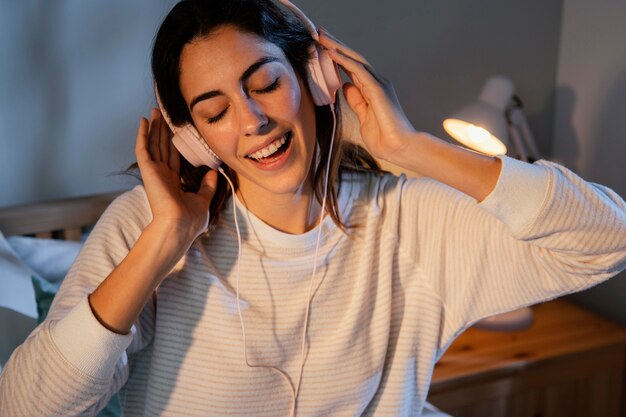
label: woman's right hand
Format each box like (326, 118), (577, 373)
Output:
(135, 108), (218, 241)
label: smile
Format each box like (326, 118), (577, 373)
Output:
(246, 131), (293, 160)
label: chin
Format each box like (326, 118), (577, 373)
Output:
(241, 165), (313, 198)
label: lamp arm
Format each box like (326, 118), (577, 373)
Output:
(508, 107), (541, 162)
(507, 123), (529, 162)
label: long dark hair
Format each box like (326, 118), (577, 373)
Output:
(140, 0), (383, 231)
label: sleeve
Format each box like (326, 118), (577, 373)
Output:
(393, 155), (626, 352)
(0, 185), (156, 417)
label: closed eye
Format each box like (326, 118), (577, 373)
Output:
(205, 78), (281, 125)
(254, 77), (280, 94)
(207, 106), (229, 124)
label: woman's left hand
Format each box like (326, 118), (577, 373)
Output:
(319, 29), (504, 202)
(318, 28), (416, 162)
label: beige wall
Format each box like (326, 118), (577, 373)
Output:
(553, 0), (626, 324)
(0, 0), (563, 205)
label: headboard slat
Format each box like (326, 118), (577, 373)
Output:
(0, 192), (123, 237)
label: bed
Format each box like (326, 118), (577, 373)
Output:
(0, 190), (451, 417)
(0, 191), (122, 240)
(0, 191), (121, 369)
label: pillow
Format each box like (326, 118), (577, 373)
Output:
(1, 233), (120, 416)
(7, 236), (82, 284)
(0, 231), (38, 319)
(30, 275), (60, 324)
(0, 231), (39, 367)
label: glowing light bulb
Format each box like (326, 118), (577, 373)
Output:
(467, 124), (490, 144)
(443, 118), (507, 156)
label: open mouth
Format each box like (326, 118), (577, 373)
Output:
(245, 131), (293, 163)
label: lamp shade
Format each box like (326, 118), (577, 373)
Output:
(443, 75), (515, 156)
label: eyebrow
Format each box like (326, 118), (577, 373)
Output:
(189, 56), (281, 111)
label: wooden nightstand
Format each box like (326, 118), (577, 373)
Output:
(428, 299), (626, 417)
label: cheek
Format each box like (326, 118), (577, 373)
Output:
(294, 78), (316, 143)
(273, 77), (302, 119)
(195, 125), (238, 162)
(276, 75), (316, 152)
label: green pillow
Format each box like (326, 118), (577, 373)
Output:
(31, 275), (122, 417)
(30, 275), (59, 324)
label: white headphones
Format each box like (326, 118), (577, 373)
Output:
(155, 0), (341, 169)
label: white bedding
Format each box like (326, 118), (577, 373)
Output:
(0, 232), (38, 319)
(0, 231), (82, 368)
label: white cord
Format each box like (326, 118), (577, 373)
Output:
(292, 102), (336, 409)
(218, 168), (298, 413)
(219, 102), (337, 417)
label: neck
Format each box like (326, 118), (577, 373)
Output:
(236, 184), (323, 235)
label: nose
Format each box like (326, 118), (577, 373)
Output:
(240, 97), (269, 136)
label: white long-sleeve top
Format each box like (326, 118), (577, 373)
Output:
(1, 155), (625, 417)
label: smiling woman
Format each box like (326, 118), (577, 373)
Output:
(149, 0), (378, 236)
(1, 0), (625, 416)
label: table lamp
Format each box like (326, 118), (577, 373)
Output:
(443, 75), (540, 162)
(443, 75), (540, 331)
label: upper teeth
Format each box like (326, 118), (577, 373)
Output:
(247, 135), (288, 160)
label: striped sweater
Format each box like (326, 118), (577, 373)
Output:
(1, 155), (625, 416)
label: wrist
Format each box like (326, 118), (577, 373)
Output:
(387, 130), (504, 202)
(147, 218), (204, 245)
(141, 220), (199, 279)
(386, 131), (429, 171)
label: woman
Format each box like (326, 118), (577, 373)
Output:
(1, 0), (625, 416)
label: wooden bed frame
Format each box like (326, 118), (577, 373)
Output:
(0, 191), (123, 240)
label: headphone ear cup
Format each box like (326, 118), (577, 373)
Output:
(154, 84), (222, 169)
(279, 0), (341, 106)
(316, 47), (342, 105)
(306, 45), (341, 106)
(172, 126), (222, 169)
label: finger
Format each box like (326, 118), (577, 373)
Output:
(318, 28), (370, 67)
(168, 136), (181, 174)
(135, 117), (151, 166)
(319, 28), (387, 87)
(319, 30), (388, 88)
(327, 48), (383, 98)
(158, 111), (169, 163)
(335, 46), (387, 87)
(342, 83), (369, 124)
(197, 169), (218, 200)
(148, 108), (161, 161)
